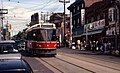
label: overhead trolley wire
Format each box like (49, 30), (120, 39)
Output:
(18, 0), (57, 12)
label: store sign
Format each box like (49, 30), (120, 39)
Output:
(106, 26), (119, 35)
(81, 9), (85, 25)
(108, 7), (116, 25)
(106, 27), (115, 35)
(88, 23), (94, 30)
(84, 19), (105, 32)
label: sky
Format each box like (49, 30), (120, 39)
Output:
(1, 0), (75, 36)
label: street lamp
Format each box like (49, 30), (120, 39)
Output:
(59, 0), (70, 46)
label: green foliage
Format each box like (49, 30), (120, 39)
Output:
(12, 28), (27, 40)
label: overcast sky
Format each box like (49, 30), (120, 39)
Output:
(1, 0), (75, 36)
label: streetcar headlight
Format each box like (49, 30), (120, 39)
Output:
(39, 45), (41, 47)
(47, 44), (49, 47)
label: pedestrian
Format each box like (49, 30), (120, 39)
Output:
(104, 42), (107, 54)
(100, 41), (105, 54)
(107, 41), (112, 54)
(77, 40), (81, 50)
(92, 41), (96, 53)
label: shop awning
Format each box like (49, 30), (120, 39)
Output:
(82, 30), (103, 36)
(73, 30), (103, 38)
(73, 34), (83, 38)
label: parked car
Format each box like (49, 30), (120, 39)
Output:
(0, 59), (33, 73)
(15, 40), (26, 51)
(0, 40), (22, 59)
(0, 40), (17, 49)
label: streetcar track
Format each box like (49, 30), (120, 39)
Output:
(59, 49), (120, 65)
(55, 57), (95, 73)
(39, 57), (95, 73)
(60, 53), (120, 72)
(39, 58), (64, 73)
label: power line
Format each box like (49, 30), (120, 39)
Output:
(24, 0), (59, 13)
(50, 3), (63, 12)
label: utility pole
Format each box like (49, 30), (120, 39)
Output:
(59, 0), (70, 46)
(0, 0), (3, 40)
(0, 0), (8, 40)
(69, 12), (72, 48)
(115, 1), (119, 52)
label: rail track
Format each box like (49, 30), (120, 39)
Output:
(58, 52), (120, 72)
(36, 53), (120, 73)
(38, 57), (95, 73)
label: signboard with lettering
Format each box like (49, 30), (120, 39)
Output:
(84, 19), (105, 32)
(81, 9), (85, 25)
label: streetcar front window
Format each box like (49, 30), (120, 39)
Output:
(47, 29), (56, 41)
(27, 29), (56, 41)
(37, 29), (56, 41)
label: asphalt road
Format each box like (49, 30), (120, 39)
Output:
(21, 48), (120, 73)
(21, 51), (54, 73)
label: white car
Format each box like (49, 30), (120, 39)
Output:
(0, 40), (22, 59)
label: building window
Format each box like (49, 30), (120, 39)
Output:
(91, 17), (94, 22)
(77, 6), (79, 11)
(74, 8), (75, 13)
(74, 20), (75, 25)
(103, 13), (106, 19)
(97, 15), (100, 20)
(82, 3), (84, 8)
(78, 18), (79, 24)
(87, 19), (89, 24)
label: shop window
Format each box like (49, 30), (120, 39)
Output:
(87, 19), (89, 24)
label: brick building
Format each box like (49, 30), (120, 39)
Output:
(68, 0), (120, 53)
(49, 13), (70, 46)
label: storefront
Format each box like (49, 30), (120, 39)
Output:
(72, 26), (84, 47)
(83, 19), (105, 42)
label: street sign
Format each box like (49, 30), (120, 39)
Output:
(0, 9), (8, 14)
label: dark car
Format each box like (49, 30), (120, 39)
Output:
(15, 40), (25, 51)
(0, 40), (17, 49)
(0, 40), (22, 59)
(0, 59), (33, 73)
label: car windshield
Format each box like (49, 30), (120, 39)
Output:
(0, 45), (18, 54)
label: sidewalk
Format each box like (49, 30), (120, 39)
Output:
(60, 47), (101, 55)
(60, 47), (120, 56)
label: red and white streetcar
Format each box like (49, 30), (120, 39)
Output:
(25, 23), (57, 56)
